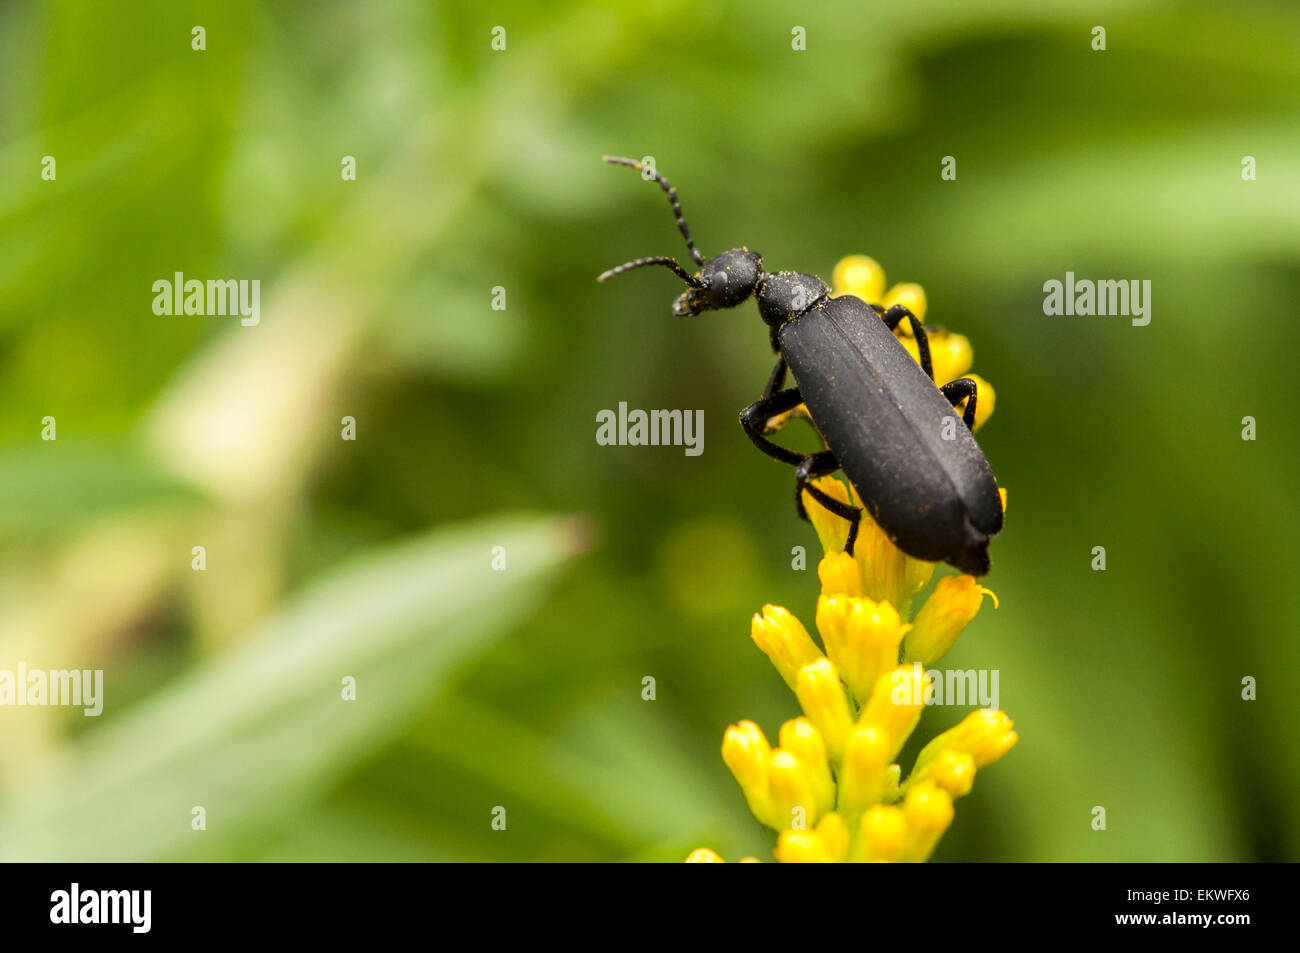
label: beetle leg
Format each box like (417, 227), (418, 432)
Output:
(741, 387), (865, 554)
(879, 304), (934, 381)
(761, 357), (788, 401)
(796, 451), (864, 554)
(739, 387), (805, 466)
(940, 378), (978, 430)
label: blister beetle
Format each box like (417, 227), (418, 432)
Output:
(597, 156), (1002, 576)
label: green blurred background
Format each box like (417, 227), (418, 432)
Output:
(1, 0), (1297, 862)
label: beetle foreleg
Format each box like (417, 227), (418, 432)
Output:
(879, 304), (934, 381)
(940, 378), (979, 430)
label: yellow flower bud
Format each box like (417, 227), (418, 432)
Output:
(750, 604), (825, 689)
(860, 664), (929, 761)
(817, 551), (863, 597)
(837, 724), (892, 816)
(905, 574), (996, 665)
(814, 811), (851, 862)
(775, 829), (835, 863)
(933, 331), (975, 383)
(831, 255), (886, 303)
(882, 282), (927, 324)
(779, 717), (836, 815)
(800, 475), (853, 555)
(913, 709), (1018, 774)
(768, 749), (822, 830)
(852, 805), (907, 862)
(850, 512), (908, 608)
(816, 594), (910, 703)
(904, 555), (937, 601)
(722, 720), (775, 827)
(793, 658), (854, 764)
(685, 848), (725, 863)
(900, 780), (954, 862)
(924, 748), (976, 798)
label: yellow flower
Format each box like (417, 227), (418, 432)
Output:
(776, 811), (851, 863)
(750, 604), (824, 690)
(685, 848), (725, 863)
(913, 709), (1019, 773)
(794, 658), (854, 765)
(837, 724), (893, 816)
(779, 718), (836, 816)
(814, 593), (910, 702)
(905, 574), (998, 665)
(900, 781), (955, 862)
(832, 254), (887, 303)
(690, 256), (1014, 863)
(851, 804), (907, 862)
(721, 720), (776, 828)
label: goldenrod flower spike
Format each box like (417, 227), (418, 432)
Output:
(750, 604), (825, 690)
(779, 718), (836, 815)
(905, 573), (997, 665)
(831, 254), (886, 303)
(699, 254), (1016, 864)
(721, 720), (776, 828)
(900, 781), (955, 862)
(913, 709), (1019, 775)
(793, 658), (854, 764)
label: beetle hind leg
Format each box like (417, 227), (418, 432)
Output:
(795, 451), (864, 554)
(877, 304), (934, 381)
(940, 378), (978, 430)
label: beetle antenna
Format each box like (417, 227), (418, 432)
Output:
(603, 156), (704, 265)
(597, 255), (702, 287)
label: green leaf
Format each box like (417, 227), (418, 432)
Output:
(0, 444), (202, 532)
(0, 512), (585, 861)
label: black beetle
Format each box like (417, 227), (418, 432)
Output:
(597, 156), (1002, 576)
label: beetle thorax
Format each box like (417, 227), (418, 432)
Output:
(757, 271), (830, 328)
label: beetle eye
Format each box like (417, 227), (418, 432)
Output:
(707, 271), (730, 306)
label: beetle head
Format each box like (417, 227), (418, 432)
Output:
(670, 248), (763, 316)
